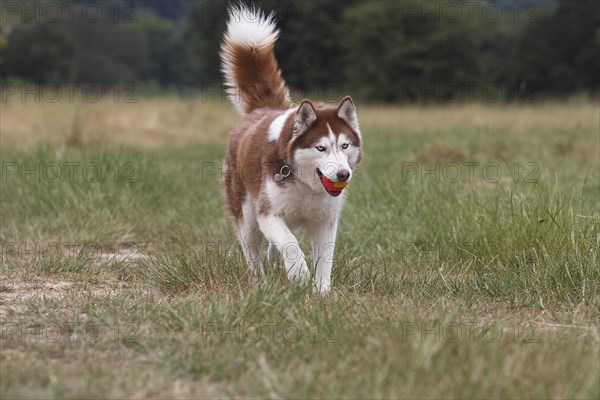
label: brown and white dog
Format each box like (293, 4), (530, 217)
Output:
(220, 5), (362, 292)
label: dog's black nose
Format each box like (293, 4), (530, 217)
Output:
(337, 169), (350, 182)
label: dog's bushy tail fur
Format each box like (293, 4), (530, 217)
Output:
(220, 4), (291, 114)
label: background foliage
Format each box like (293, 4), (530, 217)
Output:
(1, 0), (599, 102)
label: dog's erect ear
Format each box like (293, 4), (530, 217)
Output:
(294, 100), (317, 137)
(337, 96), (360, 134)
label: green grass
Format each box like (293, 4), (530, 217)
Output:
(1, 99), (599, 399)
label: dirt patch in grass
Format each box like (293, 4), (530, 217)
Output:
(0, 276), (74, 318)
(0, 251), (146, 318)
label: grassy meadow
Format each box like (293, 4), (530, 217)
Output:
(1, 94), (599, 398)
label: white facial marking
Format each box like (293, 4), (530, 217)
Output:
(268, 109), (295, 142)
(327, 124), (336, 143)
(293, 124), (359, 192)
(315, 126), (352, 182)
(339, 133), (360, 166)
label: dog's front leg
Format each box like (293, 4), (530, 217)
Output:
(257, 215), (310, 282)
(309, 220), (338, 293)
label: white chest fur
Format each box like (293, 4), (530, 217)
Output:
(264, 179), (344, 231)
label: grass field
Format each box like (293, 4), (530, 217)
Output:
(1, 95), (599, 398)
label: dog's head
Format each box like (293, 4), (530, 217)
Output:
(287, 96), (363, 196)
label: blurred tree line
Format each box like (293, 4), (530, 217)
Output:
(0, 0), (598, 102)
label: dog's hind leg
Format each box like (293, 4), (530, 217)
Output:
(238, 200), (265, 279)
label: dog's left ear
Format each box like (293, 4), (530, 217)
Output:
(337, 96), (360, 133)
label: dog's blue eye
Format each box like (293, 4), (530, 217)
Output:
(341, 143), (350, 150)
(316, 145), (326, 152)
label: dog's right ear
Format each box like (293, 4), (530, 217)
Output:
(293, 100), (317, 137)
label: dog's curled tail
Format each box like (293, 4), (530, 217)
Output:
(220, 5), (291, 114)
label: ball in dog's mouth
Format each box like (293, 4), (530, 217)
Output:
(316, 169), (347, 197)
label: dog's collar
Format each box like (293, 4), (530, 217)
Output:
(274, 165), (292, 181)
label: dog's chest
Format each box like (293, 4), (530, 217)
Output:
(269, 182), (343, 230)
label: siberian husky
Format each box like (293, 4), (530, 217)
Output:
(220, 5), (363, 292)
